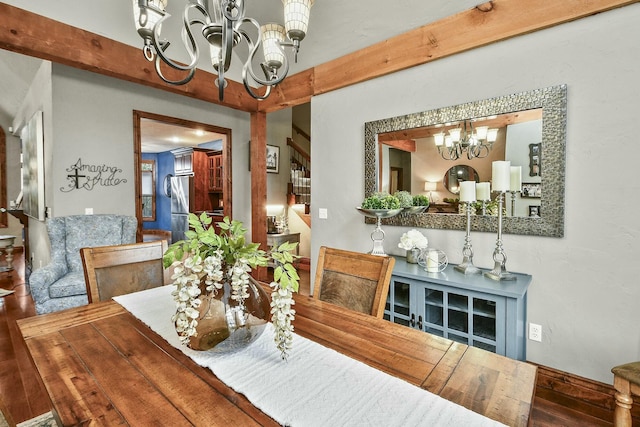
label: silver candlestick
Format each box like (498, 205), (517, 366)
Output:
(484, 191), (516, 281)
(454, 201), (481, 275)
(510, 191), (520, 216)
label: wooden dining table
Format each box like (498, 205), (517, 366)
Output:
(17, 286), (537, 426)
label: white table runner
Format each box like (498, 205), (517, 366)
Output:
(114, 286), (506, 427)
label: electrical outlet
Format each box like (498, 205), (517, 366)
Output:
(529, 323), (542, 342)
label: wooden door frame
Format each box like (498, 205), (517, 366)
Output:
(133, 110), (233, 242)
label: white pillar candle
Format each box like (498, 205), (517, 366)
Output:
(426, 249), (439, 273)
(492, 161), (511, 192)
(459, 181), (476, 202)
(476, 182), (490, 201)
(510, 166), (522, 192)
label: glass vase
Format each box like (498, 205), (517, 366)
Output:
(187, 276), (271, 352)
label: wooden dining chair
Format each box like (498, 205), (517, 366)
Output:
(313, 246), (395, 318)
(612, 361), (640, 426)
(81, 240), (169, 303)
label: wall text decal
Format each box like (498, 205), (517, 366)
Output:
(60, 158), (127, 192)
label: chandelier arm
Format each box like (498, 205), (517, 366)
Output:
(243, 78), (273, 101)
(221, 10), (234, 73)
(151, 4), (206, 74)
(154, 56), (196, 85)
(475, 144), (491, 158)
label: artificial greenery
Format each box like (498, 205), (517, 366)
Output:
(394, 191), (414, 208)
(163, 213), (299, 359)
(412, 194), (430, 207)
(361, 192), (401, 209)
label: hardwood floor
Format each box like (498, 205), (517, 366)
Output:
(0, 251), (615, 426)
(0, 251), (50, 423)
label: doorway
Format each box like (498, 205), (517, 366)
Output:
(133, 110), (233, 242)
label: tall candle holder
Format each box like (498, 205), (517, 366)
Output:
(454, 201), (481, 275)
(509, 190), (520, 217)
(484, 191), (516, 281)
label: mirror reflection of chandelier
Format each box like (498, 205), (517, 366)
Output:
(132, 0), (314, 101)
(433, 120), (498, 161)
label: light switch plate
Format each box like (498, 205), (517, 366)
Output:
(318, 208), (328, 219)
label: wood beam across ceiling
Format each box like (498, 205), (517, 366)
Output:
(258, 0), (639, 113)
(0, 3), (258, 113)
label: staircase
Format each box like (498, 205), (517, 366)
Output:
(287, 136), (311, 228)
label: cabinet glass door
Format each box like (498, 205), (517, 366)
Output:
(419, 285), (501, 353)
(472, 297), (497, 352)
(384, 280), (411, 326)
(424, 289), (444, 337)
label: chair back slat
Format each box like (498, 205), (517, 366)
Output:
(313, 246), (395, 318)
(81, 240), (169, 303)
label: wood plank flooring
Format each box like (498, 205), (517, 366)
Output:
(0, 251), (613, 426)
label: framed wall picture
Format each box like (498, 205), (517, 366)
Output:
(529, 205), (541, 218)
(266, 144), (279, 174)
(521, 182), (541, 198)
(22, 110), (46, 220)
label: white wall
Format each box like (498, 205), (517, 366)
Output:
(12, 62), (53, 266)
(311, 4), (640, 384)
(26, 64), (253, 267)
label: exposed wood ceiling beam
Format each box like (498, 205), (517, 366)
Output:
(258, 0), (639, 113)
(0, 3), (258, 113)
(0, 1), (635, 114)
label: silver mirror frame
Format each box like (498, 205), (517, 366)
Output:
(364, 84), (567, 237)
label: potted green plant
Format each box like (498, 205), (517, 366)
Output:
(163, 213), (299, 359)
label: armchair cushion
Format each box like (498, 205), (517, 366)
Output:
(30, 214), (137, 315)
(48, 271), (87, 298)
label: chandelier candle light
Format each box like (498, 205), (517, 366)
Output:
(509, 166), (522, 216)
(132, 0), (314, 101)
(434, 120), (499, 161)
(455, 181), (482, 275)
(485, 161), (516, 281)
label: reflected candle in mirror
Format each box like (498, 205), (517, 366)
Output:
(459, 181), (476, 202)
(510, 166), (522, 192)
(476, 182), (491, 201)
(492, 161), (511, 192)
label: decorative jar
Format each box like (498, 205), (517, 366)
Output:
(406, 248), (421, 264)
(188, 276), (271, 352)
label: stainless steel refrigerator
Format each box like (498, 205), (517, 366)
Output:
(170, 175), (194, 243)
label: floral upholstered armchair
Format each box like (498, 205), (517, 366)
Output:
(29, 214), (137, 314)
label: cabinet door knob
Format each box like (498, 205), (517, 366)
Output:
(418, 315), (423, 330)
(410, 313), (416, 327)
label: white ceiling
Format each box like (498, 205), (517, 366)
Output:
(0, 0), (482, 148)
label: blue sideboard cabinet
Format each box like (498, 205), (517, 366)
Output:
(385, 257), (532, 360)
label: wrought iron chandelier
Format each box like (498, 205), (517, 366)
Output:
(433, 120), (498, 161)
(132, 0), (314, 101)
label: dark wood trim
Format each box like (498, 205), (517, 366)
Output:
(533, 363), (640, 425)
(258, 0), (640, 112)
(286, 138), (311, 163)
(0, 3), (258, 113)
(381, 140), (416, 153)
(250, 112), (267, 281)
(292, 124), (311, 143)
(132, 110), (233, 242)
